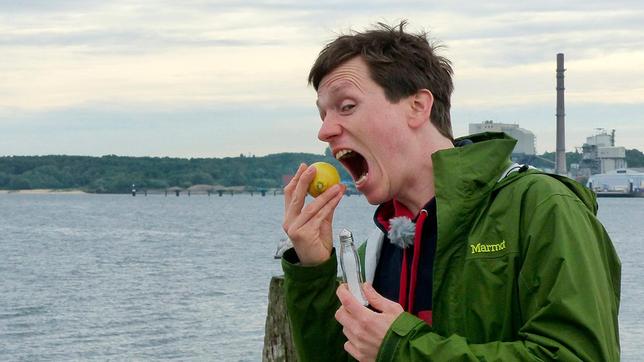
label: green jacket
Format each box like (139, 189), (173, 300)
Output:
(281, 132), (621, 361)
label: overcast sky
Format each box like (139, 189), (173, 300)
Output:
(1, 0), (643, 157)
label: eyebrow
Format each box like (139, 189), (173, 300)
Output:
(316, 82), (353, 110)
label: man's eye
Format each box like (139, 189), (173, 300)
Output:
(340, 104), (355, 112)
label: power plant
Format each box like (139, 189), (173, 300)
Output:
(469, 121), (536, 157)
(466, 53), (642, 196)
(555, 53), (567, 175)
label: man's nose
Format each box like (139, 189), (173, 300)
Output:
(317, 114), (342, 142)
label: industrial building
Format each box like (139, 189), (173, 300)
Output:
(469, 121), (536, 156)
(587, 168), (644, 197)
(578, 129), (627, 177)
(575, 129), (641, 196)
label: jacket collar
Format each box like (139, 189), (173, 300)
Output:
(364, 132), (517, 283)
(430, 132), (516, 294)
(433, 132), (517, 204)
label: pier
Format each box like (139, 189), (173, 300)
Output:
(130, 184), (361, 197)
(130, 184), (284, 197)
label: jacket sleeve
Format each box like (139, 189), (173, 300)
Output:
(376, 193), (621, 361)
(282, 247), (353, 362)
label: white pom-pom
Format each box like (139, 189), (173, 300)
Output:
(388, 216), (415, 249)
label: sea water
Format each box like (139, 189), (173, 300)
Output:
(0, 194), (642, 361)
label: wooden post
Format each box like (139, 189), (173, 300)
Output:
(262, 276), (297, 361)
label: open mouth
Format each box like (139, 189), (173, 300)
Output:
(334, 149), (369, 185)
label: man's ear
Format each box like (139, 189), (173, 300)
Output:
(407, 89), (433, 129)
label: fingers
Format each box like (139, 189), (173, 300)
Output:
(335, 286), (356, 328)
(337, 284), (396, 362)
(337, 283), (370, 318)
(344, 341), (362, 361)
(335, 305), (348, 327)
(287, 183), (344, 235)
(283, 163), (307, 213)
(284, 165), (317, 228)
(363, 283), (401, 314)
(335, 307), (362, 359)
(292, 164), (316, 204)
(336, 285), (370, 362)
(311, 183), (345, 223)
(282, 163), (308, 234)
(362, 283), (383, 312)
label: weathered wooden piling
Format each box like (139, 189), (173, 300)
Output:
(263, 276), (297, 361)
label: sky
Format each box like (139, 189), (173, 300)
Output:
(1, 0), (643, 157)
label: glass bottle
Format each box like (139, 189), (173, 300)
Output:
(339, 229), (368, 306)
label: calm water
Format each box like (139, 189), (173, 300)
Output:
(0, 194), (642, 361)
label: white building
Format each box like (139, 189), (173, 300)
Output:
(598, 147), (627, 174)
(469, 121), (536, 155)
(582, 130), (627, 174)
(586, 133), (613, 148)
(587, 168), (644, 195)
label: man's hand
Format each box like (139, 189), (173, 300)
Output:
(282, 163), (345, 266)
(335, 283), (404, 361)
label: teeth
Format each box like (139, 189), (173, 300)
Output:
(335, 149), (353, 160)
(356, 173), (368, 184)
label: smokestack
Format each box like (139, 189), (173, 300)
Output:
(555, 53), (567, 175)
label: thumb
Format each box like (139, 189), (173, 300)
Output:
(363, 283), (400, 313)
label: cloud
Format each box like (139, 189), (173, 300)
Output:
(0, 102), (324, 157)
(452, 101), (644, 153)
(0, 0), (642, 156)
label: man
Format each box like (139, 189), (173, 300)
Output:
(281, 21), (620, 361)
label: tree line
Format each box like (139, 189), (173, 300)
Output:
(0, 153), (348, 193)
(0, 149), (642, 193)
(531, 149), (644, 170)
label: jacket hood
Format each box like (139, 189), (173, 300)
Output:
(433, 132), (516, 203)
(430, 131), (599, 269)
(445, 132), (597, 215)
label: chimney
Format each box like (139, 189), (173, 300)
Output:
(555, 53), (567, 175)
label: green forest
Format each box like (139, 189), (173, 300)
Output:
(1, 149), (642, 193)
(529, 149), (644, 170)
(0, 153), (348, 193)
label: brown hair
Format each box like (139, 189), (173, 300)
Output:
(308, 21), (454, 140)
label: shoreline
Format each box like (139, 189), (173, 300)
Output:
(0, 189), (87, 195)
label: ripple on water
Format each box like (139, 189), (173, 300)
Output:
(1, 195), (641, 360)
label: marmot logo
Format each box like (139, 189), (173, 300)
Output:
(470, 240), (507, 254)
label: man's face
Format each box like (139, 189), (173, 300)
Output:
(316, 56), (411, 205)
